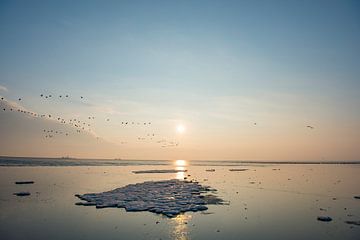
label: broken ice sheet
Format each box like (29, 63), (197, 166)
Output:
(75, 179), (225, 218)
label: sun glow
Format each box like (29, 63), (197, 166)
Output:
(176, 124), (186, 134)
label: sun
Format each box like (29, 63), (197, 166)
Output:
(176, 124), (186, 134)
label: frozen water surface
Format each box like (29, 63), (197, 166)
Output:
(75, 179), (224, 217)
(1, 160), (360, 240)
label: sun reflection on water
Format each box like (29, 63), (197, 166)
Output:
(170, 214), (192, 240)
(175, 160), (187, 180)
(175, 160), (187, 166)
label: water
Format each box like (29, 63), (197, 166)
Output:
(0, 158), (359, 239)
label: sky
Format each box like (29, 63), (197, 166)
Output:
(0, 0), (359, 161)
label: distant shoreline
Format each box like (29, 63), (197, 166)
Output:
(0, 155), (359, 165)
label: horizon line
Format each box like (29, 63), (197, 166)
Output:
(1, 155), (360, 164)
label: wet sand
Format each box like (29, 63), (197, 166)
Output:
(0, 161), (359, 240)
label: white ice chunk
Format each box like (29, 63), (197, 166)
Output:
(75, 179), (224, 218)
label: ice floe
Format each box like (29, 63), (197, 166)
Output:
(132, 169), (187, 174)
(14, 192), (31, 196)
(229, 168), (248, 172)
(15, 181), (34, 184)
(317, 216), (332, 222)
(75, 179), (224, 218)
(345, 220), (360, 226)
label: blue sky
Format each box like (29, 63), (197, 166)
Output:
(0, 0), (359, 160)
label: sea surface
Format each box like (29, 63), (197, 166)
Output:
(0, 157), (359, 240)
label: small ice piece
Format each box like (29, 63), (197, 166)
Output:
(96, 203), (118, 208)
(14, 192), (31, 196)
(163, 210), (180, 216)
(317, 216), (332, 222)
(345, 220), (360, 226)
(75, 202), (96, 206)
(132, 169), (187, 174)
(195, 205), (208, 211)
(75, 179), (224, 218)
(15, 181), (34, 184)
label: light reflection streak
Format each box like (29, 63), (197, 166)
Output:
(170, 214), (192, 240)
(175, 160), (187, 180)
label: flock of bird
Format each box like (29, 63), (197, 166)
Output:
(0, 94), (182, 147)
(1, 93), (316, 147)
(39, 94), (81, 99)
(43, 129), (69, 138)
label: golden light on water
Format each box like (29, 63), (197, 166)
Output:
(176, 169), (185, 180)
(171, 214), (192, 240)
(175, 160), (187, 166)
(175, 160), (187, 180)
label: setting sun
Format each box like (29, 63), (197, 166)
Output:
(176, 124), (186, 134)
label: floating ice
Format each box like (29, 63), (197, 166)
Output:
(14, 192), (31, 196)
(15, 181), (34, 184)
(345, 220), (360, 226)
(75, 179), (224, 218)
(132, 169), (187, 174)
(229, 168), (248, 172)
(317, 216), (332, 222)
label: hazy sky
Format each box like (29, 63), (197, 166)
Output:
(0, 0), (359, 160)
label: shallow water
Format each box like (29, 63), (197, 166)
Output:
(0, 159), (359, 240)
